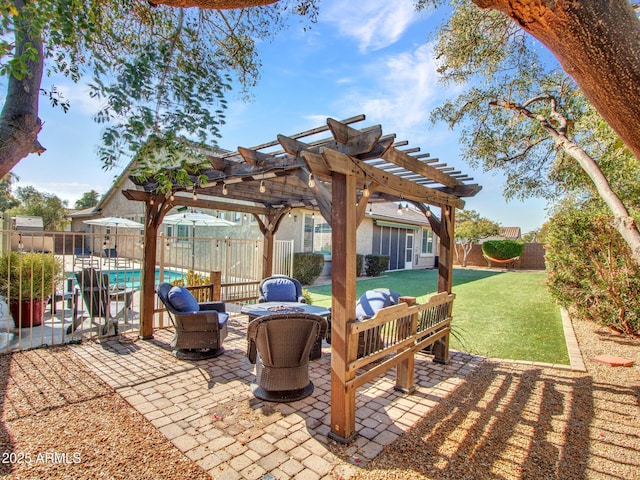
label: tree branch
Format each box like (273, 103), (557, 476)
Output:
(148, 0), (278, 8)
(492, 96), (640, 264)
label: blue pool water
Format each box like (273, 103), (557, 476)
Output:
(107, 269), (184, 289)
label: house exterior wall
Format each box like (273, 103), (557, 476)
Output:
(274, 207), (437, 276)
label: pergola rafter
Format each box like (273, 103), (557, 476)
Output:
(123, 115), (481, 442)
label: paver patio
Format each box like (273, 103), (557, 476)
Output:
(72, 313), (485, 479)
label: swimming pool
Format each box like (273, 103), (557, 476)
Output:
(107, 269), (185, 289)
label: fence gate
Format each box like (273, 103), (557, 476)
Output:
(273, 240), (294, 276)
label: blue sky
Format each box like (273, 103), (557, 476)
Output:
(10, 0), (548, 233)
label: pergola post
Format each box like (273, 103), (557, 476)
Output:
(262, 230), (275, 279)
(437, 205), (455, 294)
(329, 172), (358, 443)
(140, 200), (160, 339)
(255, 208), (290, 280)
(434, 205), (455, 364)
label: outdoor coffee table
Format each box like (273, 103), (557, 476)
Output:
(240, 302), (331, 359)
(241, 302), (330, 321)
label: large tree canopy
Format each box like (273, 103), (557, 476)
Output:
(416, 0), (640, 163)
(0, 0), (314, 178)
(427, 0), (640, 264)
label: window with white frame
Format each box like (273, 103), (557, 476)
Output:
(421, 228), (434, 255)
(303, 214), (332, 255)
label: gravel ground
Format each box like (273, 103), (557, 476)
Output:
(0, 316), (638, 480)
(0, 347), (211, 480)
(351, 316), (640, 480)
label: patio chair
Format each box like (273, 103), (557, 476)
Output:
(102, 247), (132, 268)
(156, 283), (229, 360)
(247, 313), (326, 402)
(67, 268), (134, 336)
(258, 275), (306, 303)
(73, 247), (98, 268)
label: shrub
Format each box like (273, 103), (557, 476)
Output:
(301, 288), (313, 305)
(356, 254), (364, 276)
(0, 251), (63, 301)
(364, 255), (389, 277)
(545, 202), (639, 335)
(293, 252), (324, 285)
(170, 270), (211, 302)
(482, 240), (524, 260)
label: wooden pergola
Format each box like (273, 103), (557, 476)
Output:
(123, 114), (481, 442)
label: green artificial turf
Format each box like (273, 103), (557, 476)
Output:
(306, 268), (569, 364)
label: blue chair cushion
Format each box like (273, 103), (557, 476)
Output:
(355, 288), (400, 320)
(261, 277), (297, 302)
(218, 312), (229, 328)
(167, 286), (200, 313)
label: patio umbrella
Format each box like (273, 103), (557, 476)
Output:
(83, 217), (144, 250)
(162, 211), (236, 269)
(83, 216), (144, 235)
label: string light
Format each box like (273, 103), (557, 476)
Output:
(363, 185), (370, 198)
(222, 182), (228, 195)
(149, 198), (154, 206)
(397, 203), (403, 215)
(308, 173), (316, 188)
(288, 210), (292, 218)
(405, 202), (409, 212)
(192, 187), (198, 201)
(259, 179), (266, 193)
(426, 207), (432, 217)
(169, 192), (175, 202)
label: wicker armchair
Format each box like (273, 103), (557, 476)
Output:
(258, 275), (306, 303)
(247, 313), (326, 402)
(157, 283), (229, 360)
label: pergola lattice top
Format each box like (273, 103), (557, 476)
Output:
(129, 115), (481, 217)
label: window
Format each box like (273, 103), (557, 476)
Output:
(303, 215), (332, 255)
(176, 224), (191, 243)
(421, 228), (434, 255)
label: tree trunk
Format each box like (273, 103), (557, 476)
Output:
(474, 0), (640, 161)
(461, 241), (472, 267)
(559, 137), (640, 266)
(0, 0), (45, 178)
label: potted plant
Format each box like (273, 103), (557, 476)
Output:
(0, 251), (63, 328)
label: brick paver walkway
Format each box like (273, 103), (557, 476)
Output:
(72, 314), (484, 479)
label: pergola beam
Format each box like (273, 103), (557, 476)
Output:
(319, 148), (465, 209)
(382, 147), (462, 189)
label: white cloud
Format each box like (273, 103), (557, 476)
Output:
(332, 43), (456, 144)
(54, 83), (105, 116)
(323, 0), (421, 52)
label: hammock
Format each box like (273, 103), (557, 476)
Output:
(483, 254), (520, 268)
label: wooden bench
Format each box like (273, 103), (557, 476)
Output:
(346, 292), (455, 393)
